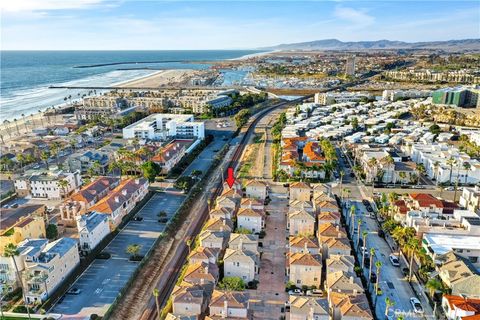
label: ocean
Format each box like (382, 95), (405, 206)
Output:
(0, 50), (261, 121)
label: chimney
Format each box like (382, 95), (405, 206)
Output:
(336, 225), (339, 231)
(135, 178), (140, 185)
(349, 276), (354, 283)
(353, 289), (358, 294)
(304, 242), (309, 253)
(166, 152), (170, 157)
(115, 196), (119, 203)
(205, 264), (209, 274)
(239, 238), (244, 250)
(122, 189), (127, 196)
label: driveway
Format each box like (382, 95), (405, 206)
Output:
(250, 189), (288, 319)
(50, 192), (185, 318)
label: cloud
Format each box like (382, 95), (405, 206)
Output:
(0, 0), (112, 12)
(334, 5), (375, 27)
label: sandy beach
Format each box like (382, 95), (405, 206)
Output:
(117, 69), (201, 88)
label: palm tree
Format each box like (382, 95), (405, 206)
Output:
(463, 162), (471, 185)
(367, 158), (378, 183)
(405, 238), (420, 282)
(446, 157), (456, 185)
(4, 243), (32, 319)
(385, 297), (395, 318)
(57, 179), (69, 198)
(40, 151), (50, 170)
(16, 154), (25, 172)
(349, 206), (356, 235)
(13, 118), (20, 134)
(426, 278), (443, 298)
(369, 248), (375, 282)
(398, 171), (406, 185)
(339, 170), (344, 195)
(361, 231), (368, 268)
(415, 163), (425, 185)
(356, 218), (362, 248)
(126, 244), (141, 260)
(343, 188), (351, 203)
(375, 261), (382, 295)
(153, 288), (161, 319)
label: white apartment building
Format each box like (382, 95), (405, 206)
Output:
(14, 169), (82, 200)
(18, 237), (80, 303)
(406, 142), (480, 184)
(460, 186), (480, 213)
(76, 212), (110, 254)
(382, 89), (431, 101)
(122, 114), (205, 141)
(422, 233), (480, 268)
(314, 92), (372, 105)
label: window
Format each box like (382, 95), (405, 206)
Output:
(469, 256), (478, 263)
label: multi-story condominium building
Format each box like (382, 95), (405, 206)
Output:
(384, 69), (480, 84)
(59, 176), (120, 226)
(289, 182), (312, 202)
(432, 87), (480, 108)
(76, 212), (110, 254)
(193, 95), (233, 114)
(244, 180), (268, 200)
(19, 237), (80, 304)
(75, 96), (139, 120)
(314, 92), (372, 105)
(209, 290), (250, 319)
(460, 186), (480, 213)
(422, 233), (480, 268)
(287, 252), (322, 288)
(223, 248), (259, 282)
(406, 142), (480, 185)
(151, 139), (195, 174)
(236, 208), (265, 233)
(66, 149), (110, 174)
(382, 89), (431, 101)
(329, 292), (373, 320)
(122, 114), (205, 141)
(88, 178), (149, 229)
(0, 204), (47, 255)
(289, 296), (329, 320)
(14, 169), (82, 200)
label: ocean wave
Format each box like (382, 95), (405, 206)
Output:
(0, 69), (159, 121)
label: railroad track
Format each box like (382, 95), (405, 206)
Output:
(116, 73), (380, 320)
(138, 96), (310, 320)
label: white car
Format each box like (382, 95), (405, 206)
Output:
(288, 289), (302, 295)
(410, 297), (423, 313)
(389, 254), (400, 267)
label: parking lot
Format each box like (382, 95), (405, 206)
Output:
(51, 191), (185, 318)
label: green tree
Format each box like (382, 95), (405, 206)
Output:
(40, 151), (50, 170)
(174, 176), (195, 193)
(141, 161), (161, 182)
(218, 277), (246, 291)
(57, 179), (69, 198)
(234, 109), (251, 128)
(375, 261), (383, 295)
(126, 244), (141, 260)
(429, 124), (441, 135)
(46, 224), (58, 240)
(426, 278), (443, 298)
(385, 297), (395, 318)
(4, 243), (31, 320)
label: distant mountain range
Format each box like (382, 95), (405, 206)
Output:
(261, 38), (480, 51)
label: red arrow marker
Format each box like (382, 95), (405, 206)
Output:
(226, 167), (235, 188)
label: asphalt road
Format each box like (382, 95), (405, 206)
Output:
(345, 200), (434, 320)
(50, 192), (185, 318)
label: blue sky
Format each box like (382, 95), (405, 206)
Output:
(1, 1), (479, 50)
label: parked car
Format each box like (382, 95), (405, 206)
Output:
(288, 289), (302, 295)
(370, 272), (377, 283)
(133, 215), (143, 221)
(362, 199), (370, 206)
(377, 229), (385, 238)
(67, 288), (82, 295)
(389, 254), (400, 267)
(410, 297), (423, 313)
